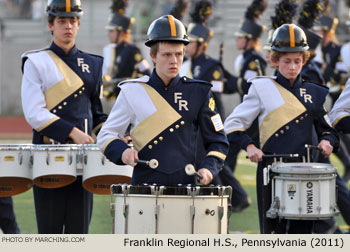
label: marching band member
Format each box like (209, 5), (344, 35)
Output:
(297, 0), (347, 234)
(330, 78), (350, 133)
(102, 0), (150, 103)
(232, 0), (267, 97)
(224, 24), (339, 233)
(20, 0), (107, 233)
(220, 0), (268, 211)
(169, 0), (189, 21)
(182, 0), (250, 212)
(97, 15), (228, 186)
(314, 8), (350, 183)
(263, 0), (297, 75)
(298, 0), (324, 85)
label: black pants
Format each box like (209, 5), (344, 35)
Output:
(33, 176), (93, 234)
(213, 143), (249, 207)
(0, 197), (20, 234)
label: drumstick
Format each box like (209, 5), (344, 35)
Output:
(84, 118), (88, 135)
(185, 164), (203, 179)
(137, 159), (159, 169)
(245, 154), (299, 159)
(304, 144), (322, 152)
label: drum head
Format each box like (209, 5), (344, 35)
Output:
(83, 175), (132, 195)
(34, 175), (76, 189)
(0, 177), (33, 197)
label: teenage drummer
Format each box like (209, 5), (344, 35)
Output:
(97, 15), (228, 186)
(224, 24), (339, 234)
(20, 0), (107, 233)
(330, 79), (350, 133)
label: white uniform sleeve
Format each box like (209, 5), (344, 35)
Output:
(330, 78), (350, 125)
(224, 85), (261, 133)
(97, 90), (134, 150)
(244, 70), (258, 80)
(21, 59), (59, 131)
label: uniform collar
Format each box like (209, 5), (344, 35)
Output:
(191, 53), (206, 64)
(116, 41), (127, 50)
(49, 42), (78, 57)
(322, 41), (337, 52)
(276, 72), (303, 90)
(149, 70), (181, 89)
(243, 48), (254, 57)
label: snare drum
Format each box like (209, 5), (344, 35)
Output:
(0, 144), (33, 196)
(268, 162), (339, 220)
(32, 145), (79, 188)
(82, 145), (133, 194)
(110, 184), (231, 234)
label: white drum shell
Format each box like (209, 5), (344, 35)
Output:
(82, 145), (133, 194)
(0, 145), (32, 179)
(113, 193), (228, 234)
(32, 145), (78, 187)
(0, 145), (33, 196)
(82, 145), (133, 183)
(271, 163), (338, 220)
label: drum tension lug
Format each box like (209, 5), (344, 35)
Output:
(266, 196), (280, 219)
(18, 150), (23, 165)
(46, 151), (50, 165)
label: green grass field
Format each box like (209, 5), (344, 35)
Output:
(11, 152), (349, 234)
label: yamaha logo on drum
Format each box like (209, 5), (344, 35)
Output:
(306, 182), (313, 213)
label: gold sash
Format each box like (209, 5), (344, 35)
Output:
(130, 84), (182, 151)
(259, 80), (306, 148)
(44, 50), (84, 110)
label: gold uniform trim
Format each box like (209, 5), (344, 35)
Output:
(213, 70), (221, 79)
(92, 122), (104, 136)
(168, 15), (177, 37)
(207, 151), (226, 161)
(131, 84), (182, 151)
(209, 97), (215, 111)
(66, 0), (71, 12)
(45, 50), (84, 110)
(37, 116), (60, 132)
(332, 114), (350, 127)
(102, 137), (120, 153)
(289, 24), (295, 47)
(259, 80), (306, 148)
(225, 128), (246, 135)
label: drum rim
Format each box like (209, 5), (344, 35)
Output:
(271, 162), (336, 174)
(0, 144), (33, 150)
(32, 144), (80, 151)
(110, 184), (232, 196)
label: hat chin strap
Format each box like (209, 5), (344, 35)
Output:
(113, 30), (122, 44)
(193, 41), (202, 58)
(243, 37), (250, 51)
